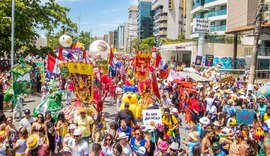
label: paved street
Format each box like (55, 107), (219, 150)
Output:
(6, 94), (188, 146)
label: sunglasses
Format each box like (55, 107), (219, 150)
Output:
(170, 149), (178, 152)
(80, 112), (86, 114)
(74, 135), (80, 138)
(106, 138), (112, 141)
(135, 133), (140, 135)
(25, 113), (30, 114)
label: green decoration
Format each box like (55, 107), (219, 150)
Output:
(33, 91), (63, 121)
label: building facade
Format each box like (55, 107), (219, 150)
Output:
(103, 34), (109, 44)
(113, 30), (119, 49)
(152, 0), (186, 39)
(117, 24), (125, 51)
(109, 31), (114, 47)
(128, 6), (138, 51)
(138, 0), (154, 40)
(123, 22), (129, 52)
(188, 0), (227, 38)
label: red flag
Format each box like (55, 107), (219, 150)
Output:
(47, 54), (59, 73)
(72, 42), (77, 49)
(155, 53), (162, 68)
(108, 48), (114, 65)
(152, 71), (161, 100)
(83, 50), (87, 60)
(58, 47), (64, 60)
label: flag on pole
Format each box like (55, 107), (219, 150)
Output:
(47, 54), (59, 74)
(108, 48), (114, 65)
(155, 53), (162, 68)
(58, 47), (64, 60)
(152, 71), (161, 100)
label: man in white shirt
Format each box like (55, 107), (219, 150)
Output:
(70, 129), (89, 156)
(115, 82), (123, 110)
(19, 109), (34, 133)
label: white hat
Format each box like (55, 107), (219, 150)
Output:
(73, 129), (82, 136)
(199, 117), (210, 125)
(172, 108), (179, 114)
(213, 121), (221, 127)
(137, 146), (146, 156)
(68, 124), (77, 130)
(117, 132), (129, 140)
(169, 142), (180, 151)
(60, 146), (72, 153)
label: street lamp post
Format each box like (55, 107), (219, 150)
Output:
(77, 12), (91, 34)
(11, 0), (15, 67)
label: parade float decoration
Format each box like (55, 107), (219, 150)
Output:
(119, 91), (142, 119)
(4, 58), (33, 118)
(59, 34), (72, 47)
(33, 91), (63, 120)
(133, 52), (151, 81)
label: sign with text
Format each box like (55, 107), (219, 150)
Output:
(143, 109), (162, 129)
(195, 55), (203, 65)
(205, 55), (214, 67)
(236, 109), (254, 125)
(193, 18), (210, 33)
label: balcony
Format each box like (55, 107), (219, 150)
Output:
(155, 9), (163, 15)
(160, 15), (168, 21)
(205, 0), (216, 4)
(160, 23), (167, 28)
(192, 0), (205, 9)
(210, 25), (226, 31)
(160, 30), (167, 35)
(259, 47), (270, 56)
(206, 9), (227, 17)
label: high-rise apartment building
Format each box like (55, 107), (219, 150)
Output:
(113, 30), (119, 49)
(152, 0), (186, 39)
(128, 6), (138, 41)
(138, 0), (154, 40)
(103, 34), (109, 44)
(123, 22), (129, 52)
(109, 31), (114, 47)
(188, 0), (227, 38)
(117, 24), (125, 51)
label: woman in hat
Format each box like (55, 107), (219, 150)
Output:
(13, 128), (28, 156)
(60, 146), (72, 156)
(100, 134), (114, 156)
(169, 142), (180, 156)
(155, 140), (169, 156)
(93, 112), (107, 143)
(182, 131), (201, 156)
(229, 132), (249, 156)
(118, 132), (132, 156)
(62, 124), (76, 147)
(25, 134), (48, 156)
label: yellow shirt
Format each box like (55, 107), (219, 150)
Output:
(74, 115), (94, 137)
(162, 115), (178, 129)
(264, 113), (270, 122)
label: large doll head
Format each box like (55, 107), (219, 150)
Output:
(122, 92), (138, 104)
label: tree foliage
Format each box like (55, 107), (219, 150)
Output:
(0, 0), (77, 58)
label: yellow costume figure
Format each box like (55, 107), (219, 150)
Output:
(119, 92), (142, 118)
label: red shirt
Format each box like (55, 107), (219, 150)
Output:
(190, 99), (200, 112)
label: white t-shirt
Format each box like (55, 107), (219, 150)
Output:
(19, 117), (34, 133)
(71, 139), (89, 156)
(205, 98), (214, 112)
(162, 99), (171, 109)
(115, 87), (123, 95)
(209, 105), (217, 119)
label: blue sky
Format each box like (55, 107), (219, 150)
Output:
(54, 0), (138, 37)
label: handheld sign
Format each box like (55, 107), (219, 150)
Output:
(236, 109), (254, 125)
(143, 109), (162, 129)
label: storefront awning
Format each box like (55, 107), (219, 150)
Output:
(226, 22), (270, 34)
(181, 72), (210, 83)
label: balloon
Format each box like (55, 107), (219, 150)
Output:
(89, 40), (110, 59)
(59, 34), (72, 47)
(34, 34), (47, 49)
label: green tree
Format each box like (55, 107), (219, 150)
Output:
(0, 0), (77, 57)
(77, 31), (94, 50)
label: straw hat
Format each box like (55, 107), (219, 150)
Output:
(238, 89), (246, 95)
(225, 89), (233, 94)
(213, 121), (221, 127)
(73, 129), (82, 136)
(188, 131), (200, 141)
(27, 134), (40, 150)
(228, 99), (234, 105)
(60, 146), (72, 153)
(197, 83), (203, 88)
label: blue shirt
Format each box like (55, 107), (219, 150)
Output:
(196, 123), (204, 139)
(258, 105), (267, 118)
(222, 104), (235, 118)
(117, 126), (132, 140)
(187, 142), (200, 156)
(214, 150), (226, 156)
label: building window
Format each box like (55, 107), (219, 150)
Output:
(169, 0), (174, 10)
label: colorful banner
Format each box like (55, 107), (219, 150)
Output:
(195, 56), (202, 66)
(205, 55), (214, 67)
(236, 109), (254, 125)
(67, 62), (94, 102)
(134, 53), (151, 80)
(143, 109), (162, 129)
(36, 62), (45, 83)
(68, 62), (93, 75)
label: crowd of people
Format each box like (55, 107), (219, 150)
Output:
(1, 57), (270, 156)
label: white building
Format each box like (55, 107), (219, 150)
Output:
(123, 22), (129, 52)
(152, 0), (186, 39)
(117, 24), (125, 51)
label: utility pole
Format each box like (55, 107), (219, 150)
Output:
(248, 0), (265, 92)
(11, 0), (15, 67)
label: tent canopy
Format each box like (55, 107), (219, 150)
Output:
(181, 72), (210, 83)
